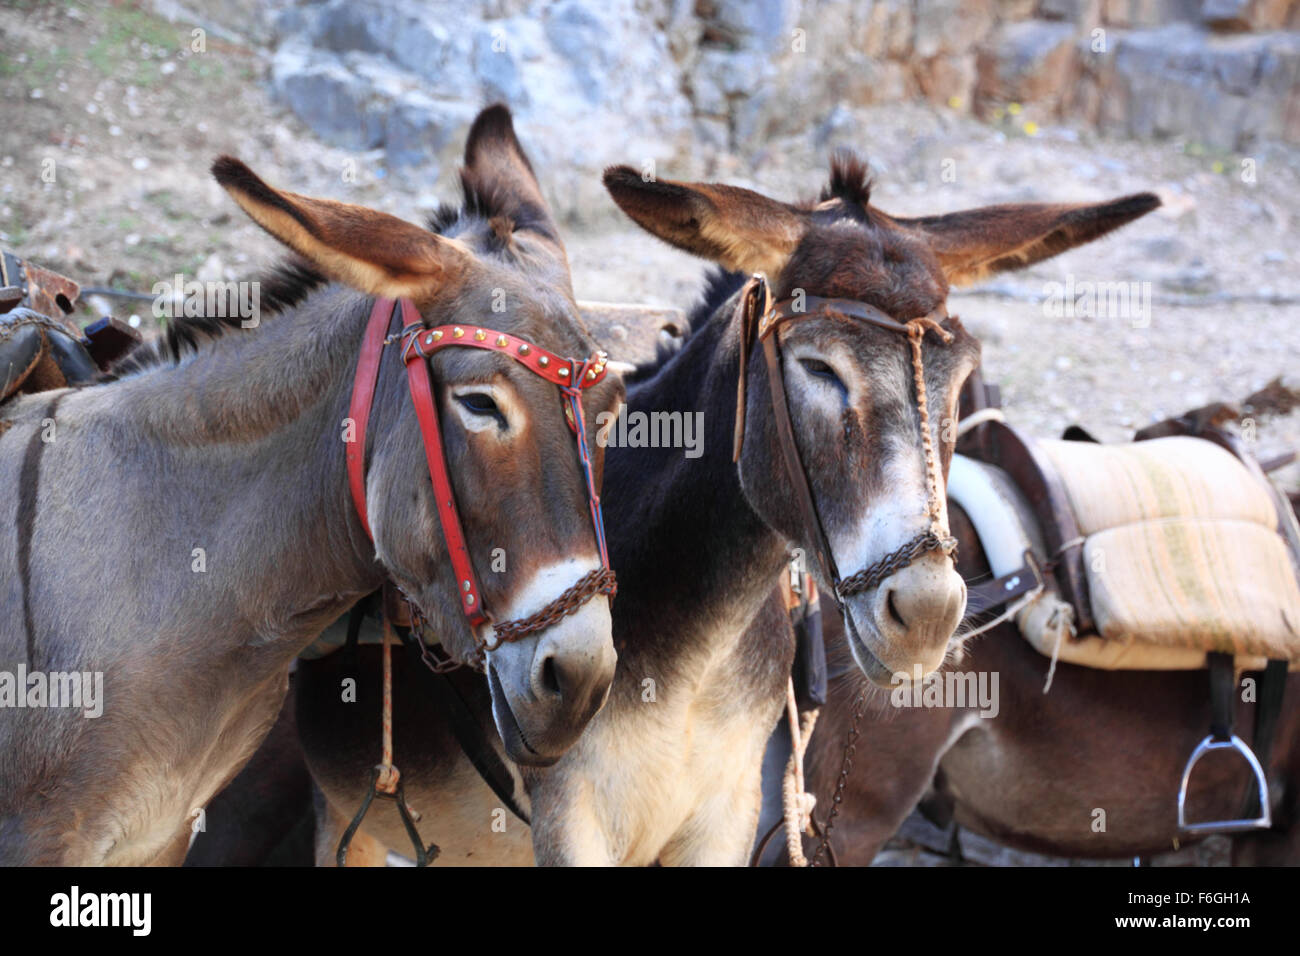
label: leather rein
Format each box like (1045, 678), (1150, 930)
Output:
(731, 275), (957, 608)
(347, 296), (617, 664)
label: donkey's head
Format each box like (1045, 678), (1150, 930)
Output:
(605, 155), (1156, 684)
(214, 107), (622, 764)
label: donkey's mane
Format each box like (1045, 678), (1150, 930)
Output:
(101, 258), (328, 381)
(819, 149), (873, 210)
(427, 170), (556, 247)
(624, 267), (746, 385)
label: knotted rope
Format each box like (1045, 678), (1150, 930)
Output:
(782, 676), (820, 867)
(905, 316), (954, 542)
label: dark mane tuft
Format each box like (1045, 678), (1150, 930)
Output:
(458, 167), (557, 242)
(101, 258), (327, 381)
(626, 268), (746, 384)
(820, 149), (873, 209)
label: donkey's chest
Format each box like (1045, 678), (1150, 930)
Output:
(554, 639), (786, 865)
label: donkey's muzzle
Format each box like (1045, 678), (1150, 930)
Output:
(486, 589), (616, 766)
(844, 552), (967, 685)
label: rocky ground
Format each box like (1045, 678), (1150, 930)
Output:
(2, 1), (1298, 866)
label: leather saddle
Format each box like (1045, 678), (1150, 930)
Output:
(1, 253), (140, 408)
(954, 369), (1300, 671)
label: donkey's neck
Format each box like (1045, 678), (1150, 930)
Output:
(45, 286), (381, 662)
(602, 296), (787, 675)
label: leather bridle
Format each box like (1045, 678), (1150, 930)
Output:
(347, 296), (617, 663)
(731, 275), (957, 609)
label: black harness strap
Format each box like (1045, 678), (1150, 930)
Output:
(789, 577), (827, 713)
(1208, 651), (1235, 741)
(1240, 659), (1288, 819)
(394, 626), (532, 825)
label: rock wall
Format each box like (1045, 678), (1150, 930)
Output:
(158, 0), (1300, 202)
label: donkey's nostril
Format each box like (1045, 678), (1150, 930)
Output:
(539, 655), (561, 697)
(886, 589), (907, 630)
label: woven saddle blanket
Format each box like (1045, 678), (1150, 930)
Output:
(951, 434), (1300, 671)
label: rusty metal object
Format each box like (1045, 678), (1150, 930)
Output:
(577, 300), (685, 367)
(0, 252), (80, 328)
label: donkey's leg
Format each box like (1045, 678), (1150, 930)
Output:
(313, 789), (390, 867)
(527, 792), (617, 867)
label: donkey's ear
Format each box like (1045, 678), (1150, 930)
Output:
(461, 104), (562, 246)
(603, 165), (809, 277)
(895, 193), (1160, 287)
(212, 156), (468, 298)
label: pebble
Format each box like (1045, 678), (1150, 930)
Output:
(132, 157), (150, 171)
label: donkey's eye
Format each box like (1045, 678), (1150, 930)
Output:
(799, 358), (846, 391)
(456, 393), (507, 428)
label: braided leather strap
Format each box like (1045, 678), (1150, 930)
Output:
(479, 568), (617, 657)
(835, 530), (956, 600)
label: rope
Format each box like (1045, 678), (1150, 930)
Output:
(906, 317), (954, 540)
(561, 356), (611, 568)
(376, 616), (399, 795)
(1041, 604), (1075, 695)
(781, 678), (820, 867)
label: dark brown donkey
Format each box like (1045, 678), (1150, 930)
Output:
(0, 106), (619, 865)
(294, 157), (1159, 865)
(801, 504), (1300, 866)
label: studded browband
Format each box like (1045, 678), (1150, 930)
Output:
(347, 296), (616, 661)
(731, 275), (957, 607)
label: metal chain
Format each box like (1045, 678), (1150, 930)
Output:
(810, 687), (870, 867)
(836, 529), (956, 599)
(479, 567), (617, 657)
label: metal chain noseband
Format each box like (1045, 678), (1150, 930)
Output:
(835, 529), (956, 600)
(478, 567), (618, 657)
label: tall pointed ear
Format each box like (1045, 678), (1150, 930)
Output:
(894, 193), (1160, 287)
(461, 104), (563, 247)
(603, 165), (810, 277)
(211, 156), (469, 299)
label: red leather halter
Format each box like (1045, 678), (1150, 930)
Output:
(346, 297), (616, 657)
